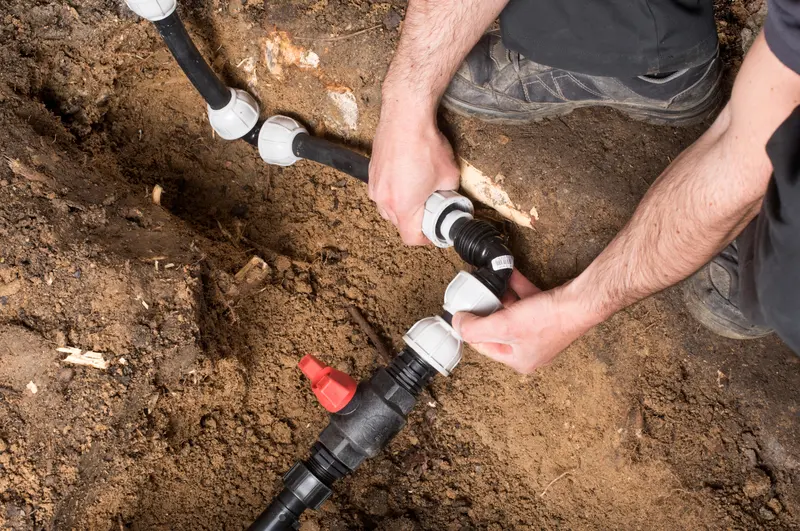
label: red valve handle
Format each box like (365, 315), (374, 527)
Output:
(298, 354), (357, 413)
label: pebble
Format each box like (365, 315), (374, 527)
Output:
(0, 439), (7, 453)
(383, 9), (402, 30)
(58, 367), (74, 382)
(767, 498), (782, 514)
(274, 255), (292, 274)
(743, 469), (772, 499)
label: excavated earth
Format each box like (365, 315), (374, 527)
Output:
(0, 0), (798, 529)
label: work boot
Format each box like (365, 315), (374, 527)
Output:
(682, 241), (773, 340)
(442, 32), (722, 126)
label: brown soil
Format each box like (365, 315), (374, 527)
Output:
(1, 1), (798, 530)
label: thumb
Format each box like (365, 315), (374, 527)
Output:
(452, 309), (513, 344)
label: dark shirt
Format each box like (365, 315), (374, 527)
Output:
(766, 0), (800, 72)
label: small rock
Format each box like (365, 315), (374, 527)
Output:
(759, 507), (776, 521)
(294, 280), (313, 294)
(57, 367), (74, 382)
(383, 9), (402, 30)
(270, 421), (292, 444)
(743, 469), (772, 499)
(767, 498), (782, 514)
(228, 0), (243, 14)
(274, 255), (292, 274)
(201, 415), (217, 430)
(742, 447), (758, 467)
(363, 488), (389, 516)
(0, 296), (7, 306)
(299, 521), (321, 531)
(344, 286), (361, 300)
(424, 409), (437, 424)
(0, 439), (7, 453)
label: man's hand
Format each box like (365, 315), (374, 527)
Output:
(370, 0), (510, 244)
(452, 270), (599, 373)
(369, 108), (460, 245)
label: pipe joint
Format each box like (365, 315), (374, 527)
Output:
(422, 191), (474, 248)
(258, 115), (308, 166)
(126, 0), (176, 21)
(207, 88), (260, 140)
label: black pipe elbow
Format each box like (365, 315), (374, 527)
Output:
(449, 218), (514, 298)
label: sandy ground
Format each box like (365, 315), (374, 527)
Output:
(0, 0), (798, 529)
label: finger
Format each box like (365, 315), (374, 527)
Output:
(469, 341), (514, 361)
(396, 207), (428, 246)
(452, 310), (514, 344)
(509, 269), (541, 298)
(500, 290), (519, 306)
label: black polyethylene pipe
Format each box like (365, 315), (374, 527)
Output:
(247, 489), (303, 531)
(292, 133), (370, 183)
(153, 12), (231, 110)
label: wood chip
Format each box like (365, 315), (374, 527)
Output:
(152, 184), (163, 205)
(459, 158), (537, 227)
(57, 347), (108, 370)
(4, 157), (56, 187)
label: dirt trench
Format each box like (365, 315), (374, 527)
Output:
(0, 0), (798, 530)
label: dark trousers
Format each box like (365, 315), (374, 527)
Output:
(500, 0), (719, 77)
(738, 107), (800, 353)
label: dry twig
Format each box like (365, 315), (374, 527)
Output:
(347, 305), (392, 363)
(296, 24), (382, 42)
(540, 469), (575, 497)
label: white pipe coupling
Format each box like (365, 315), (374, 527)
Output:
(125, 0), (177, 21)
(207, 88), (260, 140)
(422, 191), (474, 248)
(403, 316), (462, 376)
(258, 115), (308, 166)
(443, 271), (503, 319)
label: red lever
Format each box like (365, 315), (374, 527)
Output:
(298, 354), (357, 413)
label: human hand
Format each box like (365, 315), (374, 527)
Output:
(451, 270), (599, 373)
(369, 104), (461, 245)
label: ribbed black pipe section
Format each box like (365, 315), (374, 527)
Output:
(449, 217), (513, 297)
(153, 12), (231, 110)
(305, 442), (348, 485)
(292, 133), (370, 183)
(386, 348), (437, 396)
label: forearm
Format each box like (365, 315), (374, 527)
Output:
(382, 0), (508, 116)
(568, 33), (800, 326)
(570, 111), (767, 323)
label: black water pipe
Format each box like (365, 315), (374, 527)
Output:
(292, 133), (370, 183)
(152, 12), (232, 110)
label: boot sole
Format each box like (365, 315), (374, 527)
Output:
(681, 268), (772, 341)
(441, 71), (724, 127)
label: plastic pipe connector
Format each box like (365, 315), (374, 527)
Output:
(258, 115), (308, 166)
(207, 88), (260, 140)
(403, 316), (462, 376)
(422, 191), (474, 248)
(443, 271), (503, 319)
(126, 0), (176, 21)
